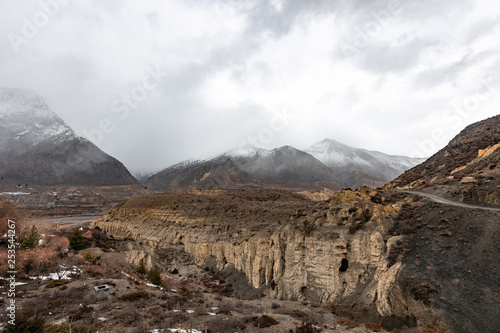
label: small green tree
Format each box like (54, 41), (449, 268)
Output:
(21, 226), (40, 250)
(147, 266), (162, 286)
(136, 258), (147, 275)
(69, 229), (86, 251)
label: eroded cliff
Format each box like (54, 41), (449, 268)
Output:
(92, 189), (449, 330)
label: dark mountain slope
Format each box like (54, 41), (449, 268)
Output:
(0, 88), (138, 186)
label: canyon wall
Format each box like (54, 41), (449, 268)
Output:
(92, 189), (446, 329)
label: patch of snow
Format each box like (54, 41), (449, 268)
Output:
(186, 309), (194, 314)
(1, 192), (30, 196)
(207, 312), (216, 316)
(98, 317), (107, 321)
(225, 144), (271, 158)
(30, 266), (82, 281)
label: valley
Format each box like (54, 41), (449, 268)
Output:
(1, 89), (499, 332)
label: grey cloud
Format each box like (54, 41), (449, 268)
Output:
(0, 0), (499, 174)
(357, 37), (433, 73)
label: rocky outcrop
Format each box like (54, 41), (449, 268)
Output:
(92, 188), (447, 330)
(389, 114), (500, 206)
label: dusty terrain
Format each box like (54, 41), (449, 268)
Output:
(0, 184), (151, 217)
(91, 188), (500, 333)
(1, 218), (382, 333)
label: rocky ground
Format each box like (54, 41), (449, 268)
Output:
(91, 188), (499, 333)
(2, 186), (498, 332)
(1, 220), (382, 333)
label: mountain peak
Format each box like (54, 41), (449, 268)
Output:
(225, 144), (270, 158)
(0, 87), (76, 146)
(305, 138), (424, 188)
(0, 88), (137, 186)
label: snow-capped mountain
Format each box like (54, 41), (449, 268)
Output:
(305, 139), (426, 188)
(147, 145), (342, 192)
(0, 88), (138, 186)
(148, 140), (425, 192)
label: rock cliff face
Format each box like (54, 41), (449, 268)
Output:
(92, 189), (446, 330)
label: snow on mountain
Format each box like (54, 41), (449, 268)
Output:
(0, 88), (76, 147)
(0, 88), (138, 186)
(224, 144), (272, 158)
(305, 138), (425, 184)
(148, 139), (425, 192)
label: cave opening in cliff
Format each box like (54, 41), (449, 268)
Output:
(339, 258), (349, 272)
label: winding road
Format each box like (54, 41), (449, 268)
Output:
(400, 190), (500, 212)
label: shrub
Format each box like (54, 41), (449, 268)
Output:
(83, 251), (97, 264)
(46, 280), (70, 288)
(21, 225), (40, 250)
(295, 322), (321, 333)
(217, 308), (232, 316)
(136, 258), (147, 275)
(121, 290), (150, 302)
(364, 322), (383, 332)
(410, 283), (438, 305)
(4, 310), (45, 333)
(147, 266), (162, 286)
(253, 315), (279, 328)
(47, 236), (69, 253)
(69, 229), (86, 251)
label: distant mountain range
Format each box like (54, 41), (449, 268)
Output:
(0, 88), (138, 186)
(147, 140), (424, 193)
(0, 88), (424, 192)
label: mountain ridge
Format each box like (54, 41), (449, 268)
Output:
(146, 140), (424, 193)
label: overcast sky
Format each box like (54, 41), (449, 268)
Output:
(1, 0), (500, 174)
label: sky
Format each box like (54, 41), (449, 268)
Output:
(1, 0), (500, 175)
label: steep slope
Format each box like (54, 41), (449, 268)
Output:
(147, 145), (342, 193)
(306, 139), (425, 188)
(389, 114), (500, 205)
(0, 88), (138, 186)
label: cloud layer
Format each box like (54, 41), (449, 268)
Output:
(1, 0), (499, 174)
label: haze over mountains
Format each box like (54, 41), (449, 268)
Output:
(0, 88), (423, 191)
(0, 88), (137, 187)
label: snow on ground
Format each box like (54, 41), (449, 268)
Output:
(29, 265), (82, 281)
